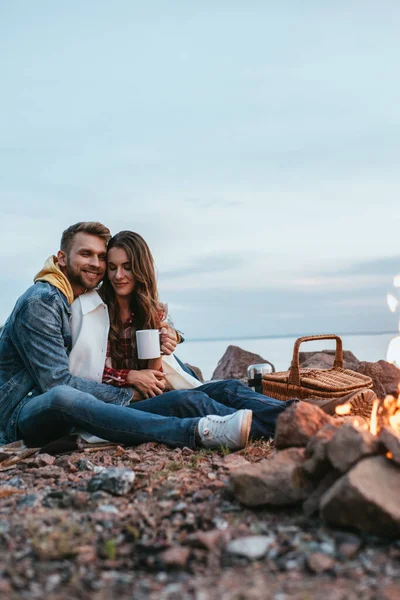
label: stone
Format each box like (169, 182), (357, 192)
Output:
(222, 453), (250, 471)
(87, 467), (135, 496)
(28, 453), (56, 467)
(299, 349), (360, 370)
(159, 545), (190, 568)
(76, 458), (104, 472)
(275, 402), (335, 450)
(186, 529), (226, 551)
(42, 490), (74, 508)
(335, 533), (362, 559)
(230, 448), (312, 507)
(354, 360), (400, 399)
(306, 552), (335, 573)
(302, 470), (340, 517)
(98, 504), (119, 514)
(320, 456), (400, 537)
(326, 424), (381, 472)
(212, 345), (274, 381)
(226, 535), (275, 560)
(185, 363), (204, 382)
(16, 494), (39, 509)
(302, 424), (338, 479)
(192, 489), (212, 503)
(379, 426), (400, 465)
(2, 476), (26, 489)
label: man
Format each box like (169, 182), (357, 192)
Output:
(0, 222), (375, 451)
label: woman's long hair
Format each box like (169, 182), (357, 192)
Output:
(101, 231), (162, 368)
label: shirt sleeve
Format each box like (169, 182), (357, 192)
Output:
(165, 313), (185, 344)
(102, 366), (131, 387)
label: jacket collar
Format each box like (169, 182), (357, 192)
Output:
(78, 290), (106, 315)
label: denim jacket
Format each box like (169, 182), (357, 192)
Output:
(0, 282), (133, 444)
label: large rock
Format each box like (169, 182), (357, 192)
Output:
(355, 360), (400, 399)
(230, 447), (313, 507)
(326, 424), (381, 473)
(275, 402), (335, 450)
(299, 350), (360, 370)
(212, 345), (274, 381)
(302, 423), (338, 479)
(302, 470), (340, 517)
(320, 456), (400, 537)
(379, 426), (400, 466)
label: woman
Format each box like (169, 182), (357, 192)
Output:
(99, 230), (196, 399)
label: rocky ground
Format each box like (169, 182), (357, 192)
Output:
(1, 438), (400, 600)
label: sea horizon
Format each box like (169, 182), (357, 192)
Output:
(188, 329), (399, 343)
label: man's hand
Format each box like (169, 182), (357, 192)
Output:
(126, 369), (166, 399)
(160, 321), (179, 355)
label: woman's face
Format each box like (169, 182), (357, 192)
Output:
(107, 247), (135, 297)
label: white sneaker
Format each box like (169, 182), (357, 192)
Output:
(198, 410), (252, 450)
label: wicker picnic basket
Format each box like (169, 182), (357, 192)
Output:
(262, 334), (373, 400)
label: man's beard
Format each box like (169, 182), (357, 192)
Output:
(64, 263), (103, 290)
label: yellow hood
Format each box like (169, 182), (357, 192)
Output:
(34, 256), (74, 305)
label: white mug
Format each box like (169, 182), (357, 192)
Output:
(136, 329), (161, 360)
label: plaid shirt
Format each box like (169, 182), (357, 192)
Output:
(102, 316), (135, 387)
(102, 311), (184, 387)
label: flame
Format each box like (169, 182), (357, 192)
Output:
(387, 293), (399, 313)
(386, 451), (394, 459)
(389, 411), (400, 434)
(394, 274), (400, 288)
(335, 402), (351, 416)
(369, 398), (380, 435)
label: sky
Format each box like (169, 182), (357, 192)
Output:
(1, 1), (400, 340)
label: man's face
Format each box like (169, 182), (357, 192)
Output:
(58, 232), (107, 296)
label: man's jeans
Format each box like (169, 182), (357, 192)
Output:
(17, 380), (292, 449)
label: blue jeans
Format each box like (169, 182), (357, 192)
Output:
(17, 381), (292, 448)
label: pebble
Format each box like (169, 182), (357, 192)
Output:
(0, 520), (10, 534)
(307, 552), (335, 573)
(172, 502), (187, 513)
(30, 453), (56, 467)
(213, 517), (229, 531)
(0, 476), (26, 489)
(192, 489), (212, 503)
(87, 468), (135, 496)
(16, 494), (39, 509)
(98, 504), (119, 514)
(76, 459), (104, 473)
(226, 535), (275, 560)
(160, 545), (190, 568)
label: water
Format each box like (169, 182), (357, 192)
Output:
(175, 332), (397, 380)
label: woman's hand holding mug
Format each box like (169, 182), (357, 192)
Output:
(160, 321), (179, 355)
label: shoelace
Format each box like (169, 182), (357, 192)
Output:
(202, 414), (235, 440)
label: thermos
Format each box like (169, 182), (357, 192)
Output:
(247, 363), (274, 394)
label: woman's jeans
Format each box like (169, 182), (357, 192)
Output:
(17, 380), (293, 449)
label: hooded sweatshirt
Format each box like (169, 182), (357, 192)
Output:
(34, 255), (74, 305)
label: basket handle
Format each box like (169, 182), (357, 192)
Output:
(287, 334), (344, 386)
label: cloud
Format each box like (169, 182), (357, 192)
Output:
(159, 253), (246, 280)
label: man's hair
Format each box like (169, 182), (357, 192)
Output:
(60, 222), (111, 255)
